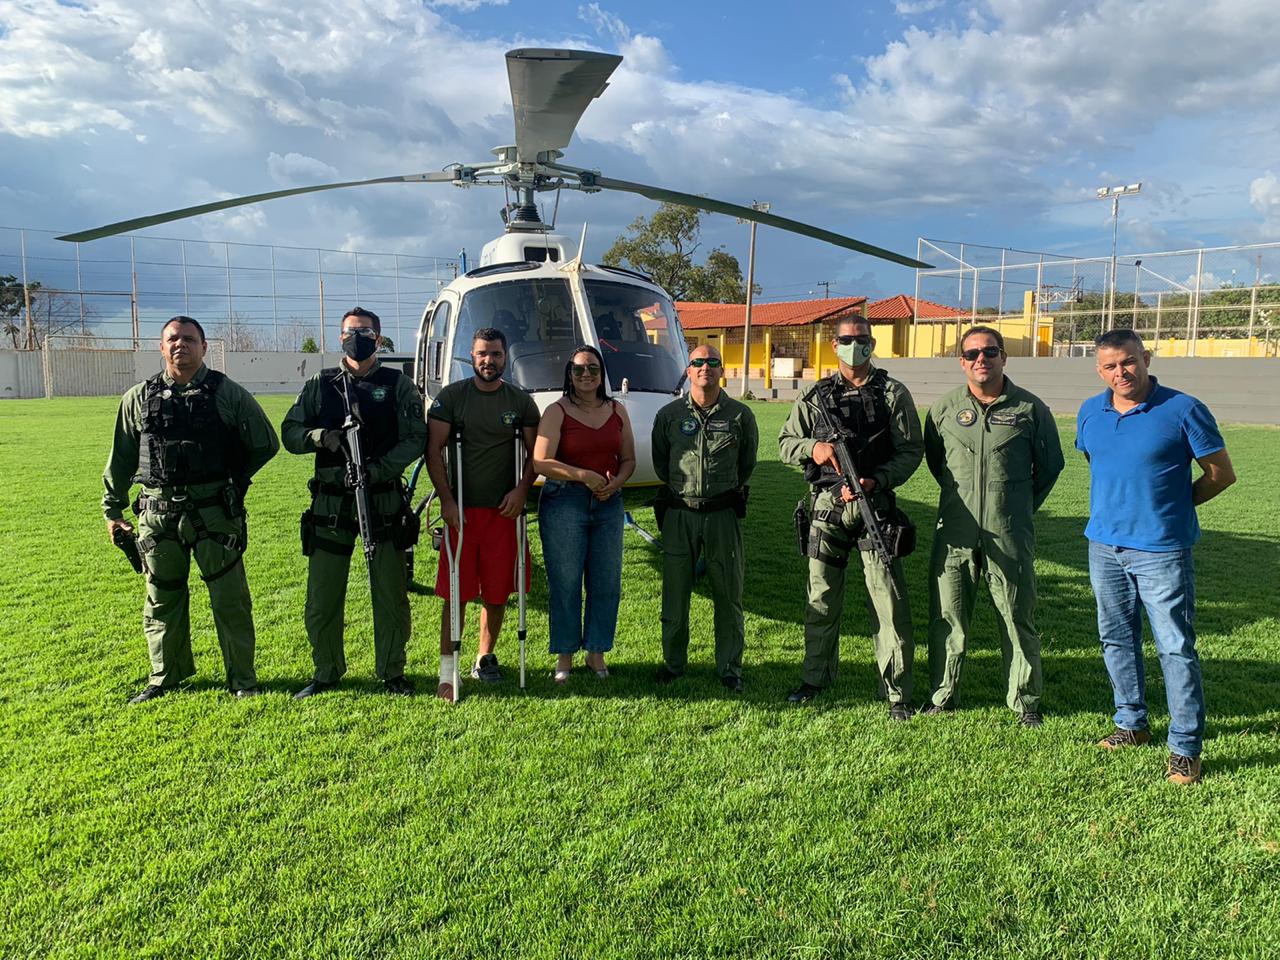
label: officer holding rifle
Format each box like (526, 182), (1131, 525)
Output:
(778, 316), (924, 717)
(282, 307), (426, 698)
(103, 315), (278, 703)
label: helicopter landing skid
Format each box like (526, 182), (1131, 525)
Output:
(623, 510), (661, 549)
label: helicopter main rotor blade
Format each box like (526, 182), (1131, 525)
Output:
(591, 175), (931, 269)
(506, 49), (623, 163)
(56, 171), (459, 243)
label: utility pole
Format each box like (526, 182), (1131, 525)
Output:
(737, 201), (770, 399)
(814, 280), (834, 299)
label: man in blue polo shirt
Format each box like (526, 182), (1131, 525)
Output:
(1076, 330), (1236, 785)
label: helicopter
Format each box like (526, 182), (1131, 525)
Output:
(58, 46), (930, 490)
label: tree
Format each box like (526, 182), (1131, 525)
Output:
(300, 336), (319, 353)
(602, 203), (747, 303)
(379, 335), (395, 351)
(1, 274), (38, 348)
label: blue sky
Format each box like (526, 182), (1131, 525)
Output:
(3, 0), (1279, 315)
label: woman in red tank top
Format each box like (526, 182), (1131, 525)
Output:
(532, 346), (636, 682)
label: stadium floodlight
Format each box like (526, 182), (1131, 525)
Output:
(1096, 182), (1143, 329)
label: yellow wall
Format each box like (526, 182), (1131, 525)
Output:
(1148, 336), (1276, 358)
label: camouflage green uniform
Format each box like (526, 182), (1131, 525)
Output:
(103, 364), (279, 691)
(282, 360), (427, 683)
(651, 392), (759, 680)
(778, 369), (924, 701)
(924, 378), (1063, 712)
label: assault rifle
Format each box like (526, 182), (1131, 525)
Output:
(338, 373), (377, 576)
(804, 384), (903, 600)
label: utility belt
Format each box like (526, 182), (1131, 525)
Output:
(652, 486), (749, 531)
(131, 483), (247, 588)
(300, 475), (420, 557)
(793, 489), (916, 569)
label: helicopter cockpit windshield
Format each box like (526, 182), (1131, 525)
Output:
(452, 278), (581, 391)
(583, 280), (687, 394)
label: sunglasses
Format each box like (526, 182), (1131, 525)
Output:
(835, 334), (872, 346)
(689, 357), (722, 368)
(342, 326), (378, 339)
(961, 346), (1002, 361)
(571, 363), (601, 377)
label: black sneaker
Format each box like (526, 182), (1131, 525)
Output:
(720, 675), (744, 694)
(471, 654), (502, 684)
(920, 701), (954, 716)
(293, 679), (338, 700)
(786, 682), (822, 704)
(653, 666), (683, 685)
(384, 676), (416, 696)
(128, 684), (166, 705)
(1018, 710), (1043, 728)
(889, 702), (914, 722)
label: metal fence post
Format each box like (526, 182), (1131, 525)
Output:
(1189, 249), (1203, 357)
(270, 245), (279, 350)
(317, 249), (326, 353)
(224, 241), (234, 348)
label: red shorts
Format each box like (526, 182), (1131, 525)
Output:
(434, 506), (532, 605)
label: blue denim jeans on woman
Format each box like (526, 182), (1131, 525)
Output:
(538, 479), (624, 655)
(1088, 541), (1204, 758)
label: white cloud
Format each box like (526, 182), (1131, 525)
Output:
(894, 0), (944, 15)
(1249, 171), (1280, 233)
(578, 3), (630, 44)
(267, 152), (341, 186)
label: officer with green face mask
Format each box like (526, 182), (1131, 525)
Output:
(922, 326), (1063, 725)
(651, 344), (759, 692)
(103, 315), (279, 703)
(283, 307), (427, 698)
(778, 316), (924, 718)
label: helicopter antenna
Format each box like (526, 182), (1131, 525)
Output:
(551, 186), (562, 229)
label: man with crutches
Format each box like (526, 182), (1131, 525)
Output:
(425, 326), (539, 702)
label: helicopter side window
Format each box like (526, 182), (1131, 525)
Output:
(426, 300), (451, 392)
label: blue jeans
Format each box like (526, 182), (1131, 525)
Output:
(537, 480), (624, 655)
(1088, 541), (1204, 758)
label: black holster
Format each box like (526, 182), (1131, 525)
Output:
(300, 509), (315, 557)
(793, 498), (810, 558)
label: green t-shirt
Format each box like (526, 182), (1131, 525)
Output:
(428, 379), (540, 508)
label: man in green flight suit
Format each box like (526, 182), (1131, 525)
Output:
(103, 315), (279, 703)
(283, 307), (427, 698)
(778, 316), (923, 718)
(651, 344), (759, 692)
(922, 325), (1064, 725)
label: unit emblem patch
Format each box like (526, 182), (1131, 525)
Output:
(955, 408), (977, 426)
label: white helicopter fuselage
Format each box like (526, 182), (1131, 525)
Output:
(413, 229), (691, 487)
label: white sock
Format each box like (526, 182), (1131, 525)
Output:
(439, 653), (456, 682)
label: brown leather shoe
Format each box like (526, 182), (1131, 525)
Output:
(1097, 727), (1152, 749)
(436, 681), (455, 702)
(1167, 753), (1203, 785)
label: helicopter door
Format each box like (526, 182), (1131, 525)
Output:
(424, 300), (452, 398)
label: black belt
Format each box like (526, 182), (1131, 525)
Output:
(134, 491), (225, 514)
(308, 478), (399, 497)
(669, 490), (738, 513)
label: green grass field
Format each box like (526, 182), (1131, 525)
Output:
(1, 395), (1277, 959)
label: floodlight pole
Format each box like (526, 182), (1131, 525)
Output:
(738, 201), (769, 399)
(1096, 183), (1142, 330)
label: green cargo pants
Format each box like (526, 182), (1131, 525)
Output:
(660, 506), (744, 680)
(137, 496), (257, 691)
(927, 541), (1042, 712)
(802, 489), (913, 702)
(304, 488), (410, 683)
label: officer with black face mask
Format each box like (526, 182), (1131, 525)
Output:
(282, 307), (428, 698)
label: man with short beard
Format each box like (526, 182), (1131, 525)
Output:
(922, 326), (1063, 726)
(283, 307), (427, 698)
(425, 327), (540, 700)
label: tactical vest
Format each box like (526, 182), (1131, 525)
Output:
(133, 369), (241, 486)
(313, 365), (402, 469)
(812, 368), (895, 483)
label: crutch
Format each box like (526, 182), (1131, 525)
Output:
(444, 423), (464, 703)
(514, 421), (528, 691)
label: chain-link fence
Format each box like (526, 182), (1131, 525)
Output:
(1, 226), (460, 353)
(914, 238), (1280, 357)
